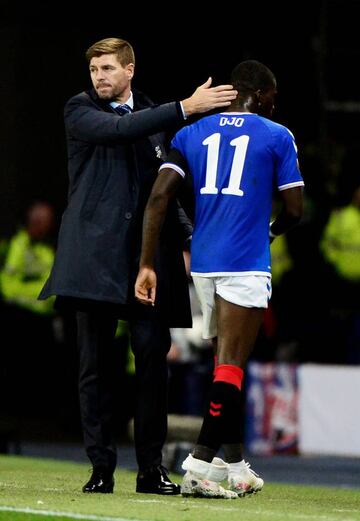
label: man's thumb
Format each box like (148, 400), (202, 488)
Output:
(200, 76), (212, 89)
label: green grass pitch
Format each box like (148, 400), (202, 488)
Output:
(0, 454), (360, 521)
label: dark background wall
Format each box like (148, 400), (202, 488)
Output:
(1, 1), (359, 235)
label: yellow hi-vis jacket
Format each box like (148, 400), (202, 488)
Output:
(270, 234), (293, 286)
(321, 205), (360, 281)
(0, 229), (55, 314)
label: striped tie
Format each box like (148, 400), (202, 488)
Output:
(114, 104), (132, 115)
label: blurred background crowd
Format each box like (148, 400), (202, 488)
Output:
(1, 1), (360, 452)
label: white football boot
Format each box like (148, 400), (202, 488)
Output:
(181, 454), (237, 499)
(228, 459), (264, 497)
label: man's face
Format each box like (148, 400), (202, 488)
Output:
(89, 53), (134, 101)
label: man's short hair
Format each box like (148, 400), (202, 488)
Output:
(231, 60), (276, 94)
(86, 37), (135, 66)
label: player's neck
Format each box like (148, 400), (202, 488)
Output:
(226, 104), (252, 113)
(228, 96), (257, 114)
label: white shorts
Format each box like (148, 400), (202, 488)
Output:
(192, 275), (272, 339)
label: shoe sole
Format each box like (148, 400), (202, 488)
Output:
(136, 488), (181, 495)
(182, 491), (237, 499)
(231, 486), (263, 497)
(181, 484), (237, 499)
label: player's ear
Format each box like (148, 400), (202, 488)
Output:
(254, 89), (262, 107)
(126, 63), (134, 81)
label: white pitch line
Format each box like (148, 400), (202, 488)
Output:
(1, 503), (359, 521)
(0, 482), (65, 492)
(0, 506), (143, 521)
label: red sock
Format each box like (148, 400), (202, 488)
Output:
(214, 364), (244, 390)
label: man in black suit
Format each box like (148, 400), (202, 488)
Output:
(39, 37), (237, 494)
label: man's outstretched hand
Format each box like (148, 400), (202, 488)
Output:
(135, 267), (157, 306)
(181, 77), (237, 116)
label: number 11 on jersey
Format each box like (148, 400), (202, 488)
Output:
(200, 133), (249, 197)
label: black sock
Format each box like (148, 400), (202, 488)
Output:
(223, 443), (243, 463)
(192, 444), (216, 463)
(222, 384), (243, 462)
(196, 381), (241, 455)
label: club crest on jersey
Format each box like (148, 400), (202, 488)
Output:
(155, 145), (163, 159)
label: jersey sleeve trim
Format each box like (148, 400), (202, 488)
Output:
(278, 181), (304, 191)
(159, 162), (186, 178)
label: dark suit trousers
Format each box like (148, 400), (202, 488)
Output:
(76, 309), (171, 473)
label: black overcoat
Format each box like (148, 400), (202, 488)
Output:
(39, 88), (192, 327)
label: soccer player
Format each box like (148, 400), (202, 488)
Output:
(135, 60), (304, 498)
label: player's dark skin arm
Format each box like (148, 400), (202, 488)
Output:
(135, 168), (183, 305)
(270, 186), (303, 238)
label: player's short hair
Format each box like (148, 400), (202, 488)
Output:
(231, 60), (276, 94)
(85, 37), (135, 67)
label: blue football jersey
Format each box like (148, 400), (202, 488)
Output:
(160, 112), (304, 276)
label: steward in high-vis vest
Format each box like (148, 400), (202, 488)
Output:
(0, 202), (55, 314)
(321, 186), (360, 283)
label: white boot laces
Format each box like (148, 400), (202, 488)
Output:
(244, 461), (259, 477)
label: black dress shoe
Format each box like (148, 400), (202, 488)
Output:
(82, 469), (114, 493)
(136, 465), (181, 495)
